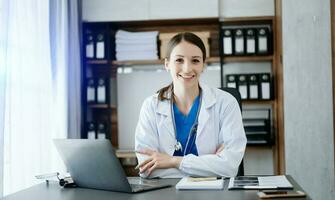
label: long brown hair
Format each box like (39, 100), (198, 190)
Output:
(157, 32), (206, 101)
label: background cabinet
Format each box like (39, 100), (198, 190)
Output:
(219, 0), (274, 18)
(82, 0), (218, 22)
(149, 0), (218, 19)
(82, 0), (150, 22)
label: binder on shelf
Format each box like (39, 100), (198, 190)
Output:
(248, 74), (259, 99)
(243, 109), (272, 145)
(87, 122), (96, 139)
(238, 74), (248, 99)
(226, 74), (237, 88)
(234, 29), (245, 55)
(95, 33), (105, 59)
(97, 78), (106, 104)
(246, 29), (256, 54)
(257, 27), (270, 54)
(222, 29), (233, 55)
(85, 30), (94, 59)
(259, 73), (271, 100)
(87, 78), (95, 103)
(97, 123), (106, 139)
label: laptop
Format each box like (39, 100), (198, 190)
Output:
(53, 139), (171, 193)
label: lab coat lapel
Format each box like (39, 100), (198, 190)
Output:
(197, 84), (216, 137)
(156, 95), (175, 139)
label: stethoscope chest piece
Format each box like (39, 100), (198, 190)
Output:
(174, 141), (182, 151)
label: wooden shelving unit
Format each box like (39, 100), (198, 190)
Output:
(86, 57), (221, 67)
(81, 16), (283, 175)
(242, 100), (275, 105)
(223, 55), (273, 63)
(88, 104), (116, 109)
(221, 16), (274, 23)
(220, 16), (281, 175)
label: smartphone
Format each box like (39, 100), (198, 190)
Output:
(257, 190), (306, 198)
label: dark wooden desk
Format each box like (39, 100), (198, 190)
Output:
(3, 175), (310, 200)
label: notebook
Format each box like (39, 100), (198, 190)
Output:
(176, 177), (224, 190)
(228, 175), (293, 190)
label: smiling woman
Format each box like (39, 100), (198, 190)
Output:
(134, 32), (247, 178)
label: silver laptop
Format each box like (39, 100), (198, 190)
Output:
(53, 139), (171, 193)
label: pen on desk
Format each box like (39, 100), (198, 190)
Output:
(243, 186), (277, 189)
(188, 177), (222, 182)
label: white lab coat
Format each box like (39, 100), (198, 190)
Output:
(135, 84), (247, 178)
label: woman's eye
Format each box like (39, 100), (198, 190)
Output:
(192, 59), (200, 63)
(175, 58), (183, 63)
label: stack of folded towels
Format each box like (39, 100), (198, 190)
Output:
(115, 30), (159, 61)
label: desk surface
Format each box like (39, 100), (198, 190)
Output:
(3, 175), (310, 200)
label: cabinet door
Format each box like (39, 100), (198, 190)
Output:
(219, 0), (274, 18)
(82, 0), (149, 22)
(149, 0), (219, 20)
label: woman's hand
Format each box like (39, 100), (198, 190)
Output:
(215, 144), (225, 155)
(136, 149), (182, 176)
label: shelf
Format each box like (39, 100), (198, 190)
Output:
(115, 150), (136, 158)
(221, 16), (274, 22)
(88, 104), (116, 109)
(112, 57), (220, 66)
(113, 59), (163, 66)
(242, 100), (274, 105)
(86, 56), (271, 66)
(86, 60), (109, 65)
(222, 55), (273, 63)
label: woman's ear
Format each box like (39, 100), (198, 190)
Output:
(202, 64), (206, 73)
(164, 58), (169, 71)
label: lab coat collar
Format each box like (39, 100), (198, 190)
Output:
(156, 83), (216, 138)
(156, 83), (216, 116)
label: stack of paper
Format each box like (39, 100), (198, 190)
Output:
(115, 30), (159, 61)
(175, 177), (224, 190)
(228, 175), (293, 190)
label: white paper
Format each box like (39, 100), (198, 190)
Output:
(258, 37), (268, 52)
(223, 37), (232, 55)
(258, 176), (293, 188)
(87, 131), (96, 139)
(87, 87), (95, 102)
(235, 38), (244, 53)
(96, 41), (105, 59)
(86, 43), (94, 58)
(97, 86), (106, 103)
(227, 82), (236, 88)
(239, 85), (247, 99)
(176, 177), (224, 190)
(247, 38), (255, 53)
(261, 82), (270, 99)
(249, 85), (258, 99)
(97, 133), (106, 139)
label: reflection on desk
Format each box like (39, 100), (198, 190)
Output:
(3, 175), (310, 200)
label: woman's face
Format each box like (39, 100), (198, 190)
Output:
(165, 41), (204, 89)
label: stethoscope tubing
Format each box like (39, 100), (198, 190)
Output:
(170, 90), (202, 156)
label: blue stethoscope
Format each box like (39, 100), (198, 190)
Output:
(170, 91), (202, 156)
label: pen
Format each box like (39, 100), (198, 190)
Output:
(188, 177), (222, 182)
(244, 186), (277, 189)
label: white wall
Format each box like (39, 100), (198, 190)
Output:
(282, 0), (335, 199)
